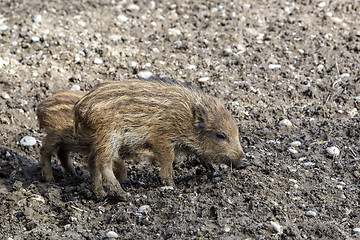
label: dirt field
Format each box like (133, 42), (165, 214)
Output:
(1, 0), (360, 239)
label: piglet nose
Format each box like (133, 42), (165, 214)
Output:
(234, 160), (247, 169)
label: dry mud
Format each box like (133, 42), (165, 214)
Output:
(0, 0), (360, 239)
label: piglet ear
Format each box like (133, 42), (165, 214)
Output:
(193, 103), (207, 129)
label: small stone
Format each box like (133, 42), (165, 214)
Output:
(160, 186), (174, 190)
(129, 61), (138, 68)
(106, 231), (118, 238)
(288, 148), (298, 154)
(138, 71), (152, 79)
(138, 205), (151, 214)
(168, 28), (182, 36)
(31, 36), (40, 42)
(223, 225), (231, 233)
(32, 15), (42, 23)
(214, 177), (221, 182)
(149, 1), (156, 9)
(71, 85), (81, 91)
(326, 146), (340, 157)
(20, 136), (37, 146)
(268, 64), (281, 69)
(110, 35), (122, 42)
(58, 32), (65, 38)
(93, 58), (103, 64)
(0, 24), (8, 31)
(1, 92), (10, 99)
(117, 14), (128, 22)
(332, 17), (343, 23)
(353, 228), (360, 233)
(303, 162), (315, 167)
(187, 64), (196, 70)
(340, 73), (350, 78)
(74, 54), (81, 62)
(219, 164), (228, 170)
(270, 221), (283, 234)
(279, 119), (292, 127)
(317, 64), (325, 70)
(348, 108), (358, 118)
(305, 210), (317, 217)
(126, 4), (140, 11)
(198, 77), (210, 83)
(290, 141), (301, 147)
(318, 2), (326, 8)
(354, 96), (360, 101)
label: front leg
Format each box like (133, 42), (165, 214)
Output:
(152, 144), (176, 187)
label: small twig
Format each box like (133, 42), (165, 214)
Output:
(311, 141), (328, 145)
(349, 146), (357, 157)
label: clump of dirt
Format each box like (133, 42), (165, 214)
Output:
(1, 0), (359, 239)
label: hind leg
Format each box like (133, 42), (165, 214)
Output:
(57, 146), (76, 176)
(40, 135), (59, 182)
(113, 159), (127, 181)
(88, 150), (105, 198)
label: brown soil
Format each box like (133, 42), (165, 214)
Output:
(1, 0), (359, 239)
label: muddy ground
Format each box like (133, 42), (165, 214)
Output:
(1, 0), (360, 239)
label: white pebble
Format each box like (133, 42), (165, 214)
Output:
(129, 61), (138, 68)
(33, 15), (42, 23)
(290, 141), (301, 147)
(270, 221), (283, 233)
(31, 36), (40, 42)
(126, 4), (140, 11)
(340, 73), (350, 78)
(223, 225), (231, 232)
(0, 24), (8, 31)
(332, 17), (343, 23)
(318, 2), (326, 8)
(353, 228), (360, 233)
(160, 186), (174, 190)
(110, 35), (122, 42)
(138, 205), (151, 214)
(268, 64), (281, 69)
(78, 20), (86, 27)
(303, 162), (315, 167)
(187, 64), (197, 70)
(305, 210), (317, 217)
(138, 71), (152, 79)
(198, 77), (210, 83)
(58, 32), (65, 38)
(168, 28), (182, 36)
(348, 108), (358, 118)
(354, 96), (360, 101)
(117, 14), (128, 22)
(317, 64), (325, 70)
(93, 58), (103, 64)
(1, 92), (10, 99)
(326, 146), (340, 157)
(74, 54), (81, 62)
(288, 148), (298, 154)
(20, 136), (37, 146)
(279, 119), (292, 127)
(106, 231), (118, 238)
(71, 85), (81, 91)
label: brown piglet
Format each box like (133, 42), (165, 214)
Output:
(37, 90), (127, 182)
(74, 78), (245, 199)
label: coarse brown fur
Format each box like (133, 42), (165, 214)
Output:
(74, 78), (245, 199)
(37, 90), (128, 182)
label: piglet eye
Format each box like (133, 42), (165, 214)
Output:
(216, 132), (227, 140)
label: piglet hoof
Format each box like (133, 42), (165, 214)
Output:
(108, 190), (128, 202)
(42, 174), (55, 183)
